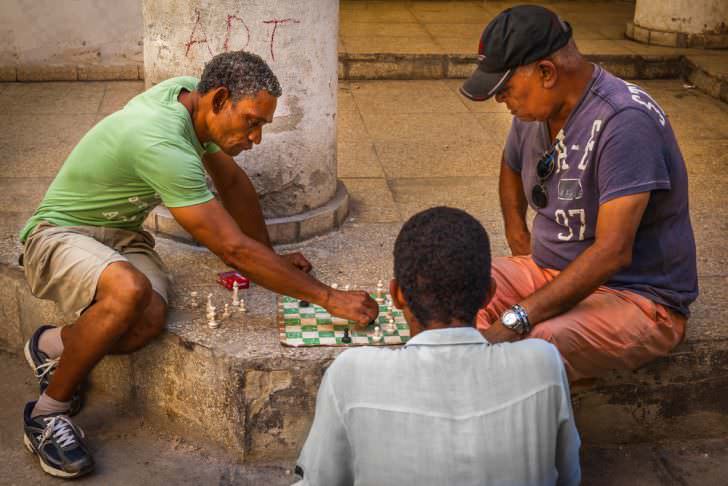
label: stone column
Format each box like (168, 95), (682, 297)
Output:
(627, 0), (728, 48)
(142, 0), (348, 244)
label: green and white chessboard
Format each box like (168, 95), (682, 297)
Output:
(278, 294), (411, 347)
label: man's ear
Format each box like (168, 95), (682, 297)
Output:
(538, 60), (558, 89)
(389, 278), (406, 310)
(211, 87), (230, 114)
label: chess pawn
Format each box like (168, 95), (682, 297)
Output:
(189, 291), (199, 308)
(372, 325), (383, 342)
(331, 283), (339, 289)
(344, 284), (351, 292)
(222, 304), (231, 320)
(376, 279), (385, 297)
(232, 282), (240, 306)
(239, 298), (247, 313)
(207, 305), (219, 329)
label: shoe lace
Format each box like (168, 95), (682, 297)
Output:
(40, 416), (82, 449)
(35, 357), (59, 380)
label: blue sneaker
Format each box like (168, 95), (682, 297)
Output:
(24, 326), (84, 416)
(23, 401), (95, 479)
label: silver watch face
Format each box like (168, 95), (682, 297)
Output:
(502, 311), (518, 328)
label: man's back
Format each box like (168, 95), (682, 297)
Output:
(296, 327), (580, 486)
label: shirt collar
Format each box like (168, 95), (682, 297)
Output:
(404, 326), (488, 348)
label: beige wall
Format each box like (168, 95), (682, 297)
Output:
(0, 0), (143, 66)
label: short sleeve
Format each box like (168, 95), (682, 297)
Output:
(204, 141), (222, 154)
(596, 109), (671, 205)
(503, 117), (523, 172)
(135, 142), (214, 208)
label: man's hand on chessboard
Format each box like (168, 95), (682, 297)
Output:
(281, 252), (313, 273)
(326, 290), (378, 327)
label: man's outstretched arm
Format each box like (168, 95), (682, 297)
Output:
(170, 199), (377, 325)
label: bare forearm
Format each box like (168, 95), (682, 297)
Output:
(499, 159), (531, 253)
(521, 243), (625, 325)
(224, 237), (329, 305)
(218, 171), (271, 247)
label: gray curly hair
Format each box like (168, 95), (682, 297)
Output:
(198, 51), (282, 100)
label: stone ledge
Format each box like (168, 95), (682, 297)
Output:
(2, 261), (727, 461)
(627, 21), (728, 50)
(684, 56), (728, 104)
(144, 180), (350, 245)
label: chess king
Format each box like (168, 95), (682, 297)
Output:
(460, 5), (697, 381)
(17, 51), (378, 479)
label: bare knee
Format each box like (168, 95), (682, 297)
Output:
(143, 294), (167, 338)
(95, 263), (153, 335)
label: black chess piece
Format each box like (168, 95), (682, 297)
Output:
(341, 327), (352, 344)
(299, 300), (310, 307)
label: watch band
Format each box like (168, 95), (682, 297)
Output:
(511, 304), (531, 334)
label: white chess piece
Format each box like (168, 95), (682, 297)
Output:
(376, 279), (385, 297)
(222, 304), (231, 320)
(384, 316), (396, 334)
(206, 293), (213, 313)
(372, 325), (383, 342)
(207, 303), (218, 329)
(331, 283), (339, 289)
(189, 291), (199, 308)
(239, 298), (247, 313)
(232, 282), (240, 306)
(344, 284), (351, 292)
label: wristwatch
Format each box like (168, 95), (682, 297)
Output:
(500, 304), (532, 335)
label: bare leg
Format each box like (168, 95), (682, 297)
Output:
(46, 262), (152, 402)
(109, 291), (167, 354)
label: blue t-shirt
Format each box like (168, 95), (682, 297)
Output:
(504, 65), (698, 316)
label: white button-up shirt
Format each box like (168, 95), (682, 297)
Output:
(295, 327), (580, 486)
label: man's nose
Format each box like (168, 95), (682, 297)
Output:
(248, 126), (263, 144)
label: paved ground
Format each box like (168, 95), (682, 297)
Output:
(339, 0), (728, 60)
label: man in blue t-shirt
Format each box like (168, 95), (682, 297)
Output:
(460, 5), (697, 381)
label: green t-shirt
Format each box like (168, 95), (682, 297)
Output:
(20, 76), (220, 242)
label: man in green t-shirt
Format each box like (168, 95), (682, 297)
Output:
(20, 51), (378, 479)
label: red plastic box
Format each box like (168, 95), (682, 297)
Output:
(217, 270), (250, 290)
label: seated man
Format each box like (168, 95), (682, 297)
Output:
(460, 5), (697, 381)
(19, 50), (377, 478)
(295, 207), (580, 486)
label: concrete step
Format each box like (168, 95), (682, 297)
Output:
(1, 228), (727, 461)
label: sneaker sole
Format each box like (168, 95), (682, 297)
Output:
(23, 433), (93, 479)
(23, 339), (36, 377)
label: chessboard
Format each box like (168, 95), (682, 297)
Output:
(278, 294), (411, 347)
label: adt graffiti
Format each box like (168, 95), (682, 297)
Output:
(185, 9), (300, 61)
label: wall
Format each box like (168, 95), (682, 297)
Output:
(0, 0), (143, 66)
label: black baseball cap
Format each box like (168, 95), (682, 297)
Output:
(460, 5), (572, 101)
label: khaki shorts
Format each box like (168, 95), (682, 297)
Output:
(23, 222), (170, 316)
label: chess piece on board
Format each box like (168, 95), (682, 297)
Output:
(342, 327), (352, 344)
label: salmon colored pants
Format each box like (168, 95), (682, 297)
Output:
(477, 256), (686, 382)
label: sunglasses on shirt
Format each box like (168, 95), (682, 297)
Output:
(532, 145), (558, 209)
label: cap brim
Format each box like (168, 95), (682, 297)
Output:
(460, 67), (512, 102)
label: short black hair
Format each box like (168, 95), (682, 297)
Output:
(198, 50), (282, 100)
(394, 207), (491, 327)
